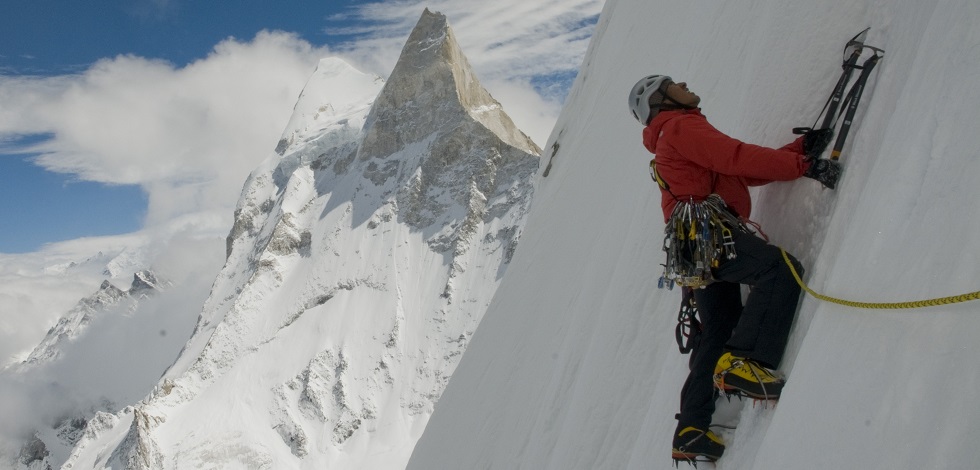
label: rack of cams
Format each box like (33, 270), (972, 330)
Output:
(660, 195), (740, 289)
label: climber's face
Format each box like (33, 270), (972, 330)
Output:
(664, 82), (700, 108)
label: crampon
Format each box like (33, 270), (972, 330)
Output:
(671, 452), (717, 468)
(713, 353), (784, 402)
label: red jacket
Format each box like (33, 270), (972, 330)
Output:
(643, 108), (809, 222)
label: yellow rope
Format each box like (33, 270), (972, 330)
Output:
(780, 249), (980, 309)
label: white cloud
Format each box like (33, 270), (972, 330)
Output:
(482, 77), (567, 147)
(0, 233), (224, 455)
(0, 31), (332, 229)
(0, 253), (105, 366)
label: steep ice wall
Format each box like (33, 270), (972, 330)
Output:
(410, 1), (980, 469)
(64, 9), (539, 470)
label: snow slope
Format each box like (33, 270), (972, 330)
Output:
(409, 1), (980, 469)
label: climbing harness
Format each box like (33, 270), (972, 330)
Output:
(781, 249), (980, 309)
(651, 160), (750, 349)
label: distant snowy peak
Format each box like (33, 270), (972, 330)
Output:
(21, 270), (166, 367)
(129, 270), (160, 297)
(361, 8), (542, 159)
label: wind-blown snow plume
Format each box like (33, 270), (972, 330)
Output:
(63, 9), (539, 469)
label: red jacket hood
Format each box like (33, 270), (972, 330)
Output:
(643, 108), (703, 153)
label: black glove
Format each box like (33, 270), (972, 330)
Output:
(802, 128), (834, 160)
(804, 158), (842, 189)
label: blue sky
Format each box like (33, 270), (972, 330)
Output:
(0, 0), (601, 254)
(1, 1), (367, 75)
(0, 140), (147, 252)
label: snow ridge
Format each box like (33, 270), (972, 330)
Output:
(21, 270), (165, 368)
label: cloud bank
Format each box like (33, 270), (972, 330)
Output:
(0, 234), (224, 464)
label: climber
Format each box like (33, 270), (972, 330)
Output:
(627, 75), (841, 464)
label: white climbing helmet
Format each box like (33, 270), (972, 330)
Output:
(628, 75), (672, 125)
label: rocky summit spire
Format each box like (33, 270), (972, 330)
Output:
(360, 9), (541, 160)
(356, 9), (540, 232)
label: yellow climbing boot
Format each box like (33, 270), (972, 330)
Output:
(671, 426), (725, 464)
(713, 352), (785, 400)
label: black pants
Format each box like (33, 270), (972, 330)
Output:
(676, 230), (804, 430)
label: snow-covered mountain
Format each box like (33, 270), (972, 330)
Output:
(1, 240), (156, 369)
(2, 269), (180, 469)
(61, 9), (539, 469)
(22, 270), (163, 367)
(408, 1), (980, 469)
